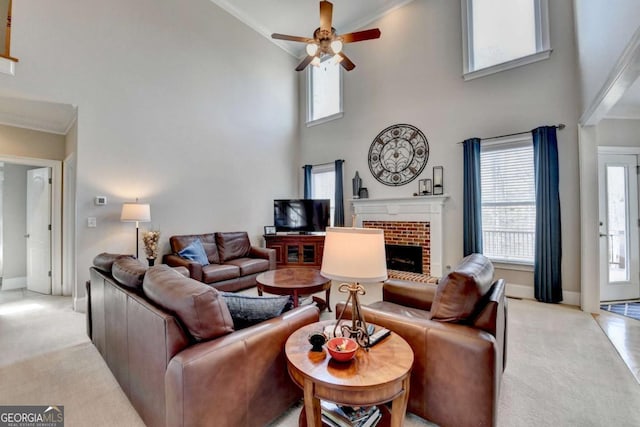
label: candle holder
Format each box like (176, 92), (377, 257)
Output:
(433, 166), (444, 195)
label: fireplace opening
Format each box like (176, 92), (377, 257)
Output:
(385, 244), (423, 274)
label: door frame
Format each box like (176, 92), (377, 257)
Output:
(0, 154), (62, 295)
(597, 148), (640, 301)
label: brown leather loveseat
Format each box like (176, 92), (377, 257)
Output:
(338, 253), (507, 427)
(88, 254), (319, 427)
(163, 231), (275, 292)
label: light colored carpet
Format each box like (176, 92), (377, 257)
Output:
(1, 287), (640, 426)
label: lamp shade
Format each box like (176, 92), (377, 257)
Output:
(321, 227), (388, 283)
(120, 203), (151, 223)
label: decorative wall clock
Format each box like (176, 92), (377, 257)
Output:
(368, 123), (429, 186)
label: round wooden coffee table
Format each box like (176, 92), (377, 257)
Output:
(285, 320), (414, 427)
(256, 268), (332, 311)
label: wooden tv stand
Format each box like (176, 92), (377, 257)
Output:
(264, 233), (325, 269)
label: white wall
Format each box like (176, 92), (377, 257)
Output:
(573, 0), (640, 114)
(596, 119), (640, 146)
(300, 0), (581, 296)
(1, 0), (299, 299)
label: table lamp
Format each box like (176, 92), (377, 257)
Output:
(120, 199), (151, 259)
(320, 227), (387, 347)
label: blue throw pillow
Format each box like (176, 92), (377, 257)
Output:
(178, 239), (210, 266)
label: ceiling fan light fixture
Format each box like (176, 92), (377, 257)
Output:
(311, 56), (321, 67)
(306, 43), (319, 56)
(330, 40), (343, 54)
(332, 54), (343, 65)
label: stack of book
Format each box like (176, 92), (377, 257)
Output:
(320, 401), (382, 427)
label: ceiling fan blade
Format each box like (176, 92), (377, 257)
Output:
(320, 1), (333, 33)
(271, 33), (313, 43)
(340, 28), (381, 43)
(295, 55), (315, 72)
(338, 52), (355, 71)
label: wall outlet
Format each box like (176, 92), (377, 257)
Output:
(87, 217), (97, 228)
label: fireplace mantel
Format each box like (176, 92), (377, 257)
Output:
(351, 195), (449, 277)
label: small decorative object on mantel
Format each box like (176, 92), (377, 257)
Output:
(433, 166), (444, 195)
(352, 171), (362, 199)
(358, 187), (369, 199)
(142, 230), (160, 267)
(418, 179), (433, 196)
(368, 123), (429, 186)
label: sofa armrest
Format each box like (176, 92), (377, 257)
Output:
(249, 246), (276, 270)
(163, 254), (203, 281)
(383, 279), (438, 311)
(165, 304), (319, 427)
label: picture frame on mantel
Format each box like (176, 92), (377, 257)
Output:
(433, 166), (444, 195)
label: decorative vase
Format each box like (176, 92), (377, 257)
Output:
(147, 258), (155, 267)
(352, 171), (362, 199)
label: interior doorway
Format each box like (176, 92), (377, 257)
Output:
(598, 148), (640, 302)
(0, 155), (62, 295)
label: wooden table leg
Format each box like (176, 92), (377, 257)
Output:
(303, 379), (321, 427)
(390, 375), (410, 427)
(325, 287), (332, 312)
(292, 290), (299, 307)
(257, 285), (263, 296)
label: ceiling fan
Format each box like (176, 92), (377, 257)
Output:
(271, 0), (381, 72)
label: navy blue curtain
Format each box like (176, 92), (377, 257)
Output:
(303, 165), (313, 199)
(463, 138), (483, 256)
(334, 160), (345, 226)
(532, 126), (563, 303)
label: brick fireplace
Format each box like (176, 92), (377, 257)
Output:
(351, 196), (448, 277)
(363, 220), (431, 275)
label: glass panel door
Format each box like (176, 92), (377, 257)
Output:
(598, 153), (640, 301)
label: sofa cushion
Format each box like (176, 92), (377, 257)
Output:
(224, 257), (269, 276)
(170, 233), (220, 264)
(93, 253), (133, 273)
(202, 264), (240, 283)
(221, 292), (292, 329)
(143, 264), (234, 341)
(112, 257), (148, 289)
(178, 239), (210, 266)
(430, 253), (494, 323)
(215, 232), (251, 262)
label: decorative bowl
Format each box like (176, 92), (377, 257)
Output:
(326, 337), (359, 362)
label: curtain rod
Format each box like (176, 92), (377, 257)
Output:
(301, 159), (345, 168)
(458, 123), (565, 144)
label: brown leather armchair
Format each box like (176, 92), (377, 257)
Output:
(337, 254), (507, 427)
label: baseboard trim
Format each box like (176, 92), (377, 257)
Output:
(1, 277), (26, 291)
(74, 296), (86, 313)
(506, 283), (580, 307)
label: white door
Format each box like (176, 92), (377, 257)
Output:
(598, 154), (640, 301)
(26, 167), (51, 294)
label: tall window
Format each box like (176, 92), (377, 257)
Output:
(461, 0), (551, 80)
(307, 58), (343, 126)
(311, 163), (335, 226)
(480, 137), (536, 264)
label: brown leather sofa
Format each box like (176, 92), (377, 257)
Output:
(88, 254), (319, 427)
(338, 253), (507, 427)
(163, 232), (275, 292)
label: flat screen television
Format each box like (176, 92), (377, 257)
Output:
(274, 199), (330, 233)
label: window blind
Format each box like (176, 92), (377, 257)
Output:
(481, 140), (536, 263)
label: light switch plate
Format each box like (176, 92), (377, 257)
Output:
(87, 217), (97, 228)
(95, 196), (107, 206)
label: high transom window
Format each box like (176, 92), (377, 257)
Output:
(307, 58), (343, 126)
(461, 0), (551, 80)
